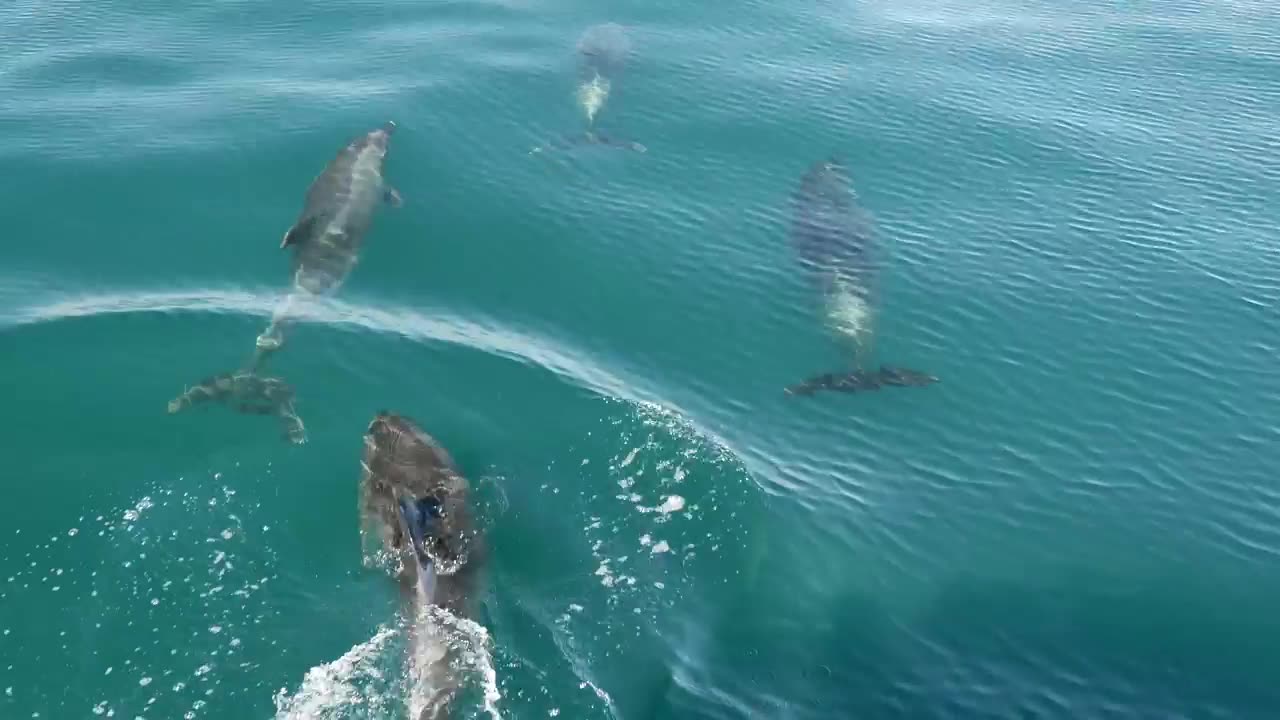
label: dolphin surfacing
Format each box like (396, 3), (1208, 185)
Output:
(167, 122), (402, 444)
(359, 411), (486, 720)
(530, 23), (646, 155)
(257, 120), (403, 352)
(784, 157), (938, 396)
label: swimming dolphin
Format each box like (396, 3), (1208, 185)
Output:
(784, 157), (938, 396)
(255, 120), (403, 356)
(168, 122), (401, 443)
(166, 371), (305, 443)
(359, 411), (486, 720)
(530, 23), (646, 155)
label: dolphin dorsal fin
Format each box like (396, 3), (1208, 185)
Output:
(280, 215), (320, 249)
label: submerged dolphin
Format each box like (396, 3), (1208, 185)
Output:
(359, 412), (485, 720)
(530, 23), (646, 155)
(167, 122), (401, 443)
(784, 157), (938, 396)
(166, 371), (305, 443)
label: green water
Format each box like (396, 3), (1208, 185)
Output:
(3, 0), (1280, 718)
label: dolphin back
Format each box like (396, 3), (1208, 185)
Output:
(576, 23), (631, 79)
(360, 412), (483, 615)
(278, 122), (400, 295)
(790, 157), (877, 282)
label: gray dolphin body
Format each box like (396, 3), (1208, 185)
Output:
(168, 123), (401, 443)
(530, 23), (646, 155)
(255, 121), (403, 354)
(359, 412), (485, 720)
(166, 370), (306, 443)
(784, 157), (938, 396)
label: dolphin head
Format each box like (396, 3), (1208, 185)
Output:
(815, 155), (850, 187)
(361, 120), (396, 154)
(577, 23), (631, 78)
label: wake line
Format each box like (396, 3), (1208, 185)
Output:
(3, 286), (752, 478)
(2, 287), (643, 405)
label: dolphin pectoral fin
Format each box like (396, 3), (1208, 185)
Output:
(384, 187), (403, 208)
(280, 215), (319, 249)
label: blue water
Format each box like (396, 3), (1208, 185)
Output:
(3, 0), (1280, 718)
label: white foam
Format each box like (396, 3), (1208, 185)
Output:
(272, 626), (399, 719)
(405, 605), (502, 720)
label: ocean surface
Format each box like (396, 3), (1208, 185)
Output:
(3, 0), (1279, 718)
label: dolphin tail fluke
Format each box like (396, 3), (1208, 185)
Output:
(784, 365), (939, 397)
(250, 292), (299, 364)
(276, 397), (308, 445)
(584, 130), (645, 153)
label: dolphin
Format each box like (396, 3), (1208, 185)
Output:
(167, 122), (401, 443)
(255, 120), (403, 357)
(166, 370), (305, 443)
(530, 23), (646, 155)
(784, 157), (938, 396)
(359, 411), (486, 720)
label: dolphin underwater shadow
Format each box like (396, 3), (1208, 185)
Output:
(167, 122), (403, 443)
(359, 411), (488, 720)
(783, 157), (938, 397)
(530, 23), (647, 156)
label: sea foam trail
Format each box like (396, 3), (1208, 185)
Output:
(2, 287), (643, 407)
(272, 607), (501, 719)
(2, 286), (750, 475)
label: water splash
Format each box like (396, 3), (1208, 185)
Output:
(272, 626), (401, 720)
(0, 471), (284, 720)
(405, 602), (502, 720)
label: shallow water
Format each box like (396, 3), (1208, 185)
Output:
(3, 0), (1280, 718)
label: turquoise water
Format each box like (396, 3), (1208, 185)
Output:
(3, 0), (1280, 717)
